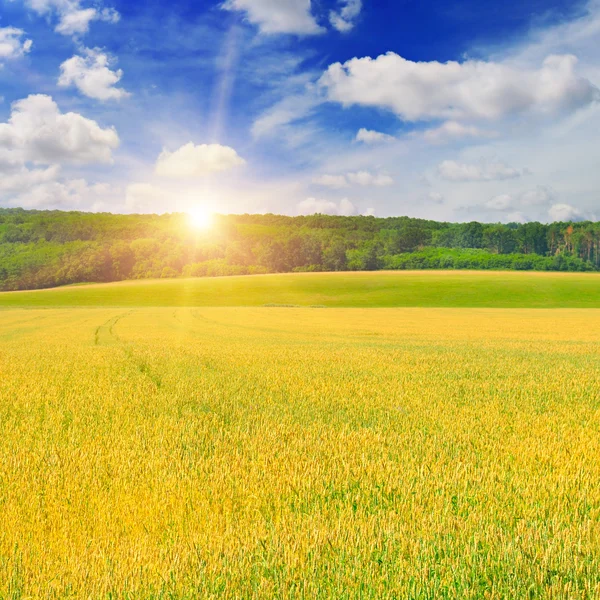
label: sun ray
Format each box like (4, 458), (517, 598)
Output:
(187, 206), (213, 230)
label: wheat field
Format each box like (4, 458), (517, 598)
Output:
(1, 306), (600, 598)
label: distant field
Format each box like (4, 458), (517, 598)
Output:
(1, 307), (599, 597)
(2, 270), (600, 308)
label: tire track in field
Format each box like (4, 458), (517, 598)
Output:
(94, 312), (131, 346)
(94, 310), (163, 389)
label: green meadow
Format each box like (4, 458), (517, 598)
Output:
(2, 270), (600, 308)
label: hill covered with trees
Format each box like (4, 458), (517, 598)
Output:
(0, 208), (598, 291)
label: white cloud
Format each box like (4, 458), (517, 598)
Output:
(486, 194), (514, 210)
(477, 187), (557, 218)
(1, 172), (120, 210)
(427, 191), (444, 204)
(58, 48), (129, 101)
(507, 212), (528, 224)
(312, 174), (349, 189)
(222, 0), (324, 35)
(329, 0), (362, 33)
(313, 170), (394, 188)
(297, 197), (337, 215)
(56, 8), (98, 35)
(0, 27), (32, 62)
(347, 171), (393, 186)
(548, 203), (583, 222)
(521, 186), (554, 206)
(422, 121), (495, 144)
(417, 190), (445, 205)
(0, 95), (119, 209)
(338, 197), (358, 216)
(438, 160), (525, 182)
(485, 187), (556, 212)
(355, 128), (395, 144)
(319, 53), (599, 122)
(155, 143), (246, 178)
(251, 91), (318, 138)
(0, 164), (60, 193)
(297, 196), (357, 216)
(11, 179), (102, 209)
(0, 151), (23, 173)
(21, 0), (119, 37)
(125, 183), (169, 213)
(0, 94), (119, 165)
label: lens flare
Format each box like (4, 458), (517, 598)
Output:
(188, 207), (213, 230)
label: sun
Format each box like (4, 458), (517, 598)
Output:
(187, 206), (214, 230)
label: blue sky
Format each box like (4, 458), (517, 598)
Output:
(0, 0), (599, 222)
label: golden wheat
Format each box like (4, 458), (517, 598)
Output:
(0, 307), (599, 598)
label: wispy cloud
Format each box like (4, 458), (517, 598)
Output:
(438, 160), (527, 182)
(329, 0), (362, 32)
(356, 128), (395, 144)
(19, 0), (119, 37)
(313, 170), (394, 188)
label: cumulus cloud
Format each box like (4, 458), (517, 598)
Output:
(297, 197), (357, 216)
(486, 194), (514, 210)
(313, 174), (349, 189)
(426, 191), (444, 204)
(0, 164), (60, 193)
(507, 212), (528, 224)
(0, 95), (119, 208)
(438, 160), (526, 182)
(58, 48), (129, 101)
(21, 0), (119, 36)
(0, 27), (32, 62)
(416, 190), (445, 205)
(338, 197), (357, 216)
(484, 187), (556, 213)
(56, 8), (100, 35)
(319, 53), (599, 122)
(11, 178), (111, 209)
(125, 183), (169, 213)
(329, 0), (362, 33)
(155, 143), (246, 178)
(313, 170), (393, 188)
(0, 166), (120, 209)
(355, 128), (395, 144)
(0, 152), (23, 173)
(548, 203), (583, 222)
(347, 171), (393, 186)
(521, 186), (555, 206)
(422, 121), (495, 144)
(222, 0), (324, 35)
(0, 94), (119, 165)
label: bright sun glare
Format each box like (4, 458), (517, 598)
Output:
(187, 206), (213, 230)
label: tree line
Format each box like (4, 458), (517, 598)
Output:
(0, 208), (597, 291)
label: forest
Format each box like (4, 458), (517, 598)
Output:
(0, 207), (598, 291)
